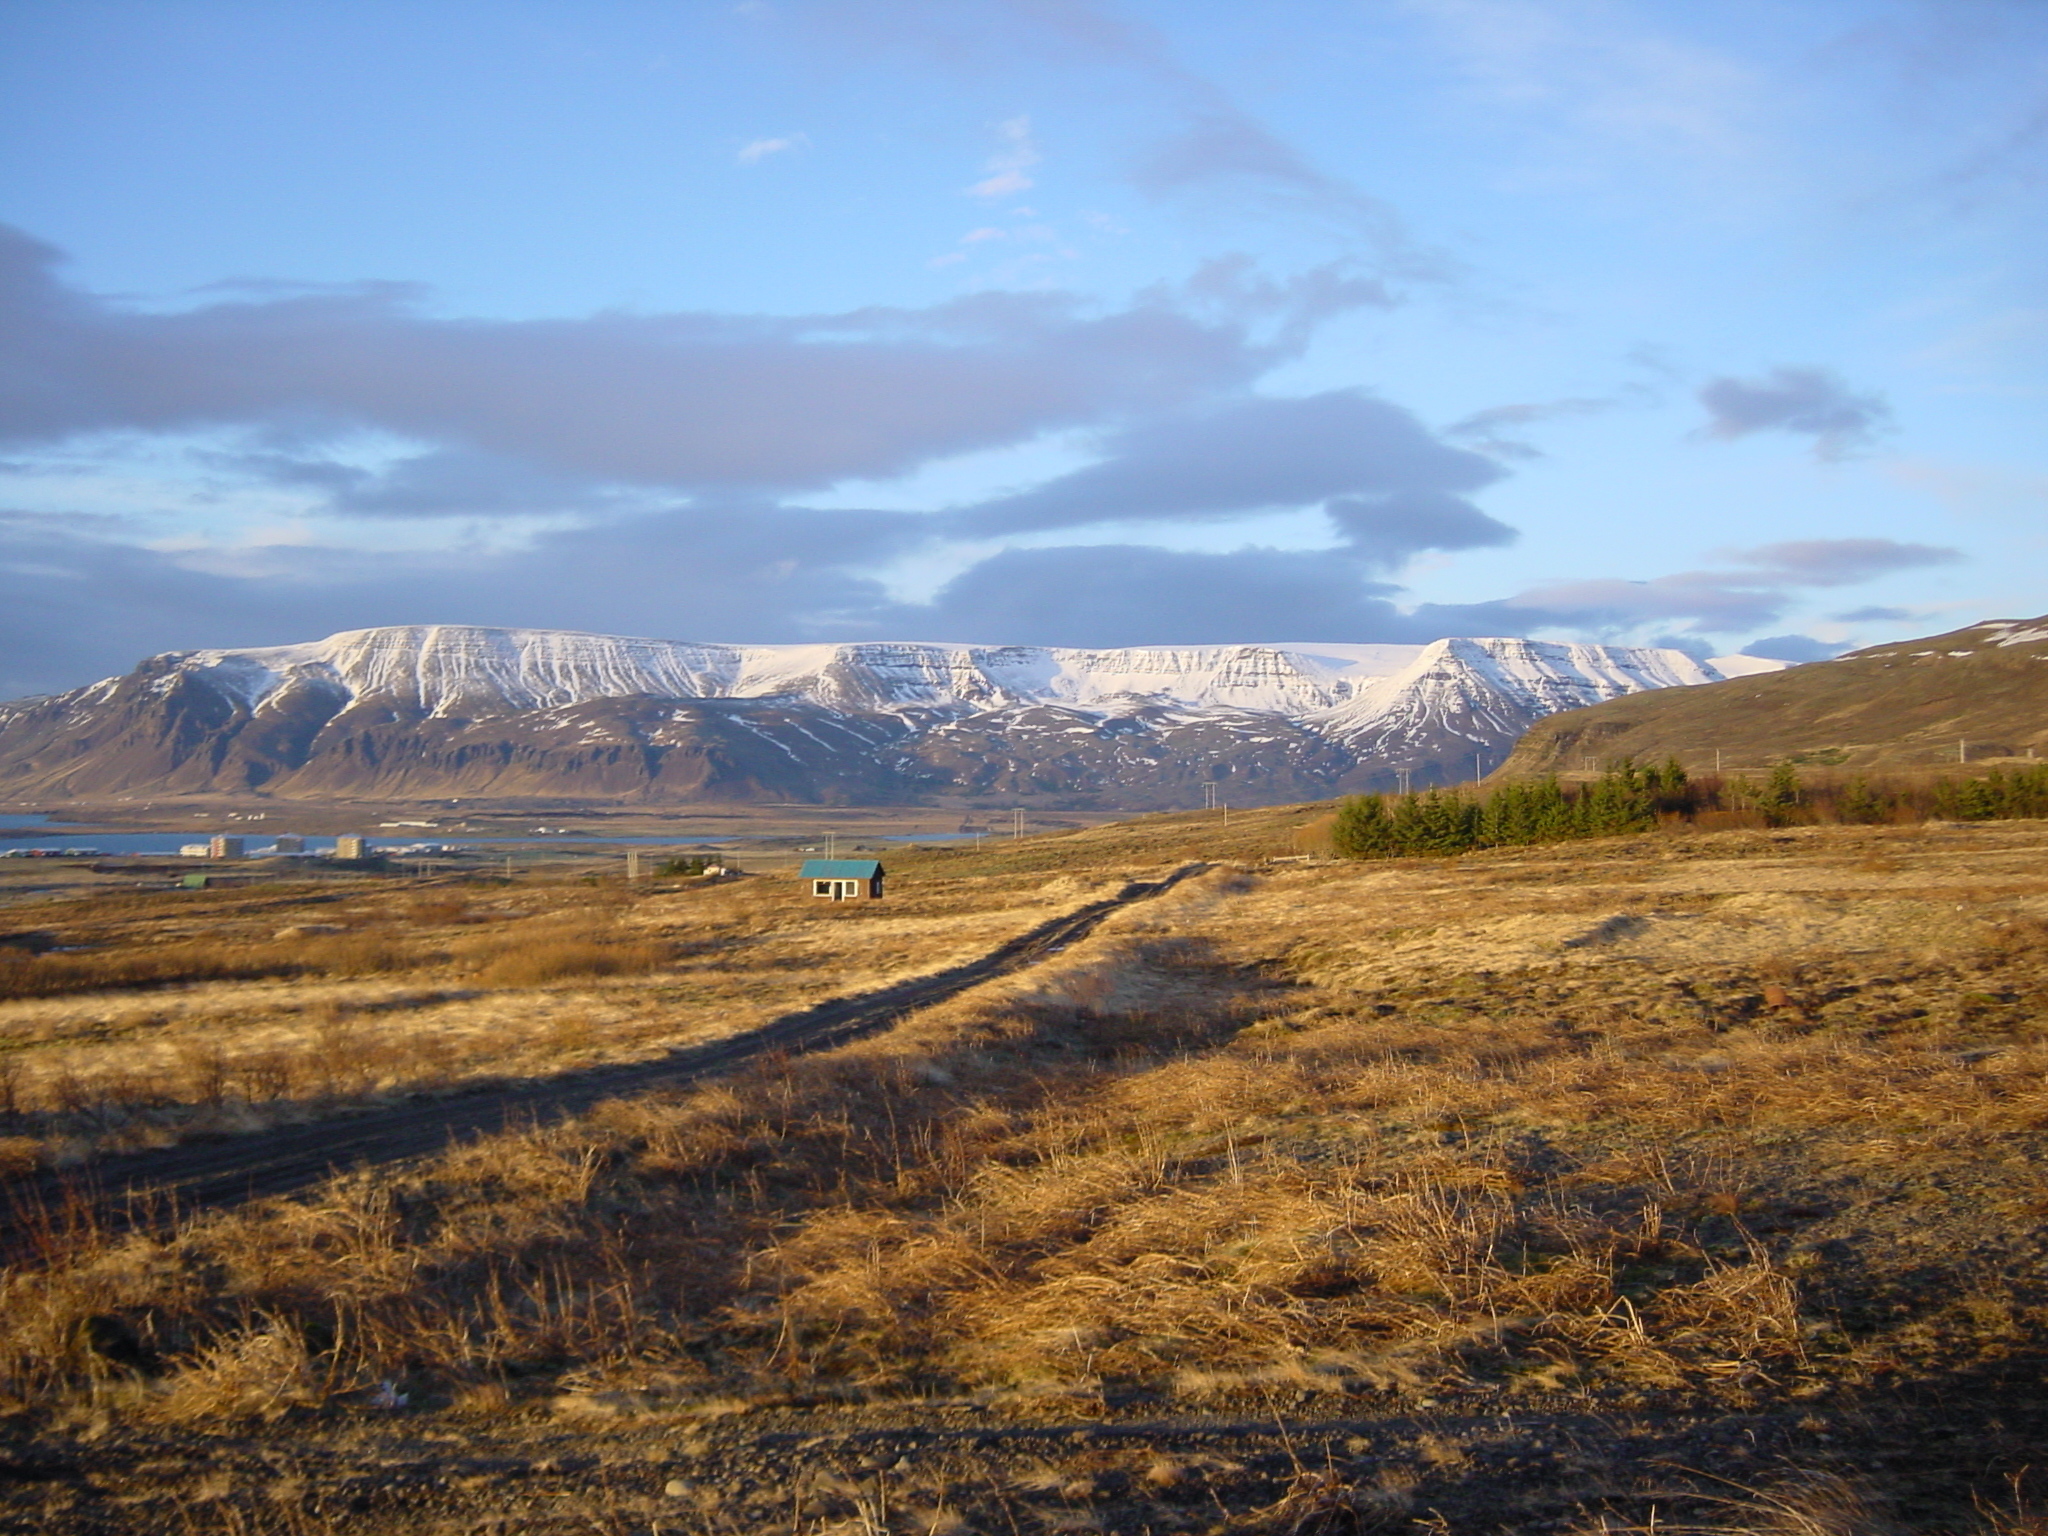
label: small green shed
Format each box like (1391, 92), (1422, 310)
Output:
(799, 858), (885, 900)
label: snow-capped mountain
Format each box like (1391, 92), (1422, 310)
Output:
(0, 626), (1781, 806)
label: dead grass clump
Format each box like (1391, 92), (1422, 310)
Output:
(0, 931), (422, 1003)
(0, 942), (292, 1001)
(404, 897), (474, 926)
(1648, 1249), (1805, 1364)
(0, 1136), (40, 1176)
(1291, 813), (1338, 856)
(145, 1322), (322, 1425)
(475, 938), (670, 986)
(291, 932), (415, 976)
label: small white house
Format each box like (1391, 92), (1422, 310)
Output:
(799, 858), (885, 900)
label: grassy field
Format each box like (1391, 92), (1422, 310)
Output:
(0, 863), (1122, 1165)
(1, 807), (2046, 1533)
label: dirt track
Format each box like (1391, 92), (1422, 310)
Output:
(4, 866), (1204, 1242)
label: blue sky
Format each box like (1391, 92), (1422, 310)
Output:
(1, 0), (2043, 696)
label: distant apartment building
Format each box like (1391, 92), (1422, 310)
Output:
(272, 834), (306, 854)
(333, 835), (368, 860)
(208, 835), (245, 860)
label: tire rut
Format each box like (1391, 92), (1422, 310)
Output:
(3, 865), (1205, 1248)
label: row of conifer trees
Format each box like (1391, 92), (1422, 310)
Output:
(1330, 760), (2048, 859)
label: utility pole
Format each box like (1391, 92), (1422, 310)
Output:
(503, 854), (512, 880)
(627, 848), (640, 881)
(1959, 739), (1967, 764)
(826, 830), (836, 859)
(1012, 808), (1023, 840)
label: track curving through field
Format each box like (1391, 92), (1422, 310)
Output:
(3, 865), (1205, 1246)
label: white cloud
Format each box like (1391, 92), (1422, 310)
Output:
(736, 133), (808, 164)
(966, 115), (1040, 198)
(1406, 0), (1763, 177)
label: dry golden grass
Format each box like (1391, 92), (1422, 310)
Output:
(0, 865), (1122, 1162)
(3, 818), (2047, 1533)
(4, 826), (2044, 1415)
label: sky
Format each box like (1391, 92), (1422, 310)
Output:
(0, 0), (2043, 698)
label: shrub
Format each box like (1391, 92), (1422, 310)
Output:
(1331, 759), (2048, 862)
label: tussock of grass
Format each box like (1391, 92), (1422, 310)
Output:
(473, 936), (672, 985)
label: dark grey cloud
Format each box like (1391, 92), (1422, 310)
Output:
(911, 543), (1412, 646)
(0, 507), (142, 535)
(954, 389), (1510, 564)
(1696, 367), (1893, 459)
(1322, 491), (1515, 567)
(0, 519), (321, 699)
(216, 448), (622, 518)
(1724, 538), (1960, 585)
(1443, 574), (1795, 637)
(0, 223), (1337, 498)
(1740, 634), (1847, 663)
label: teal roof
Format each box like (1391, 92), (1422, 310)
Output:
(800, 858), (883, 879)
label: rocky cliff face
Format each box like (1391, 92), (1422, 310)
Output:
(0, 627), (1769, 806)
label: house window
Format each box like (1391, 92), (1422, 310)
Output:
(813, 880), (832, 897)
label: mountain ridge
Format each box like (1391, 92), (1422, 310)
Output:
(0, 626), (1782, 806)
(1498, 614), (2048, 779)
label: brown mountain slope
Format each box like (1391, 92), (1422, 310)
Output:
(1499, 613), (2048, 778)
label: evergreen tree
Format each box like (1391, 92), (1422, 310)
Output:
(1574, 760), (1658, 835)
(1397, 788), (1480, 853)
(1331, 794), (1397, 857)
(1757, 761), (1801, 823)
(1836, 777), (1887, 825)
(2008, 765), (2048, 818)
(1934, 776), (2000, 820)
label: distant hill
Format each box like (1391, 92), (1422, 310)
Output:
(0, 625), (1774, 806)
(1499, 615), (2048, 779)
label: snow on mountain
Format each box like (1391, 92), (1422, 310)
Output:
(1313, 638), (1727, 752)
(0, 626), (1788, 805)
(164, 627), (1754, 722)
(188, 627), (746, 717)
(1704, 652), (1798, 679)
